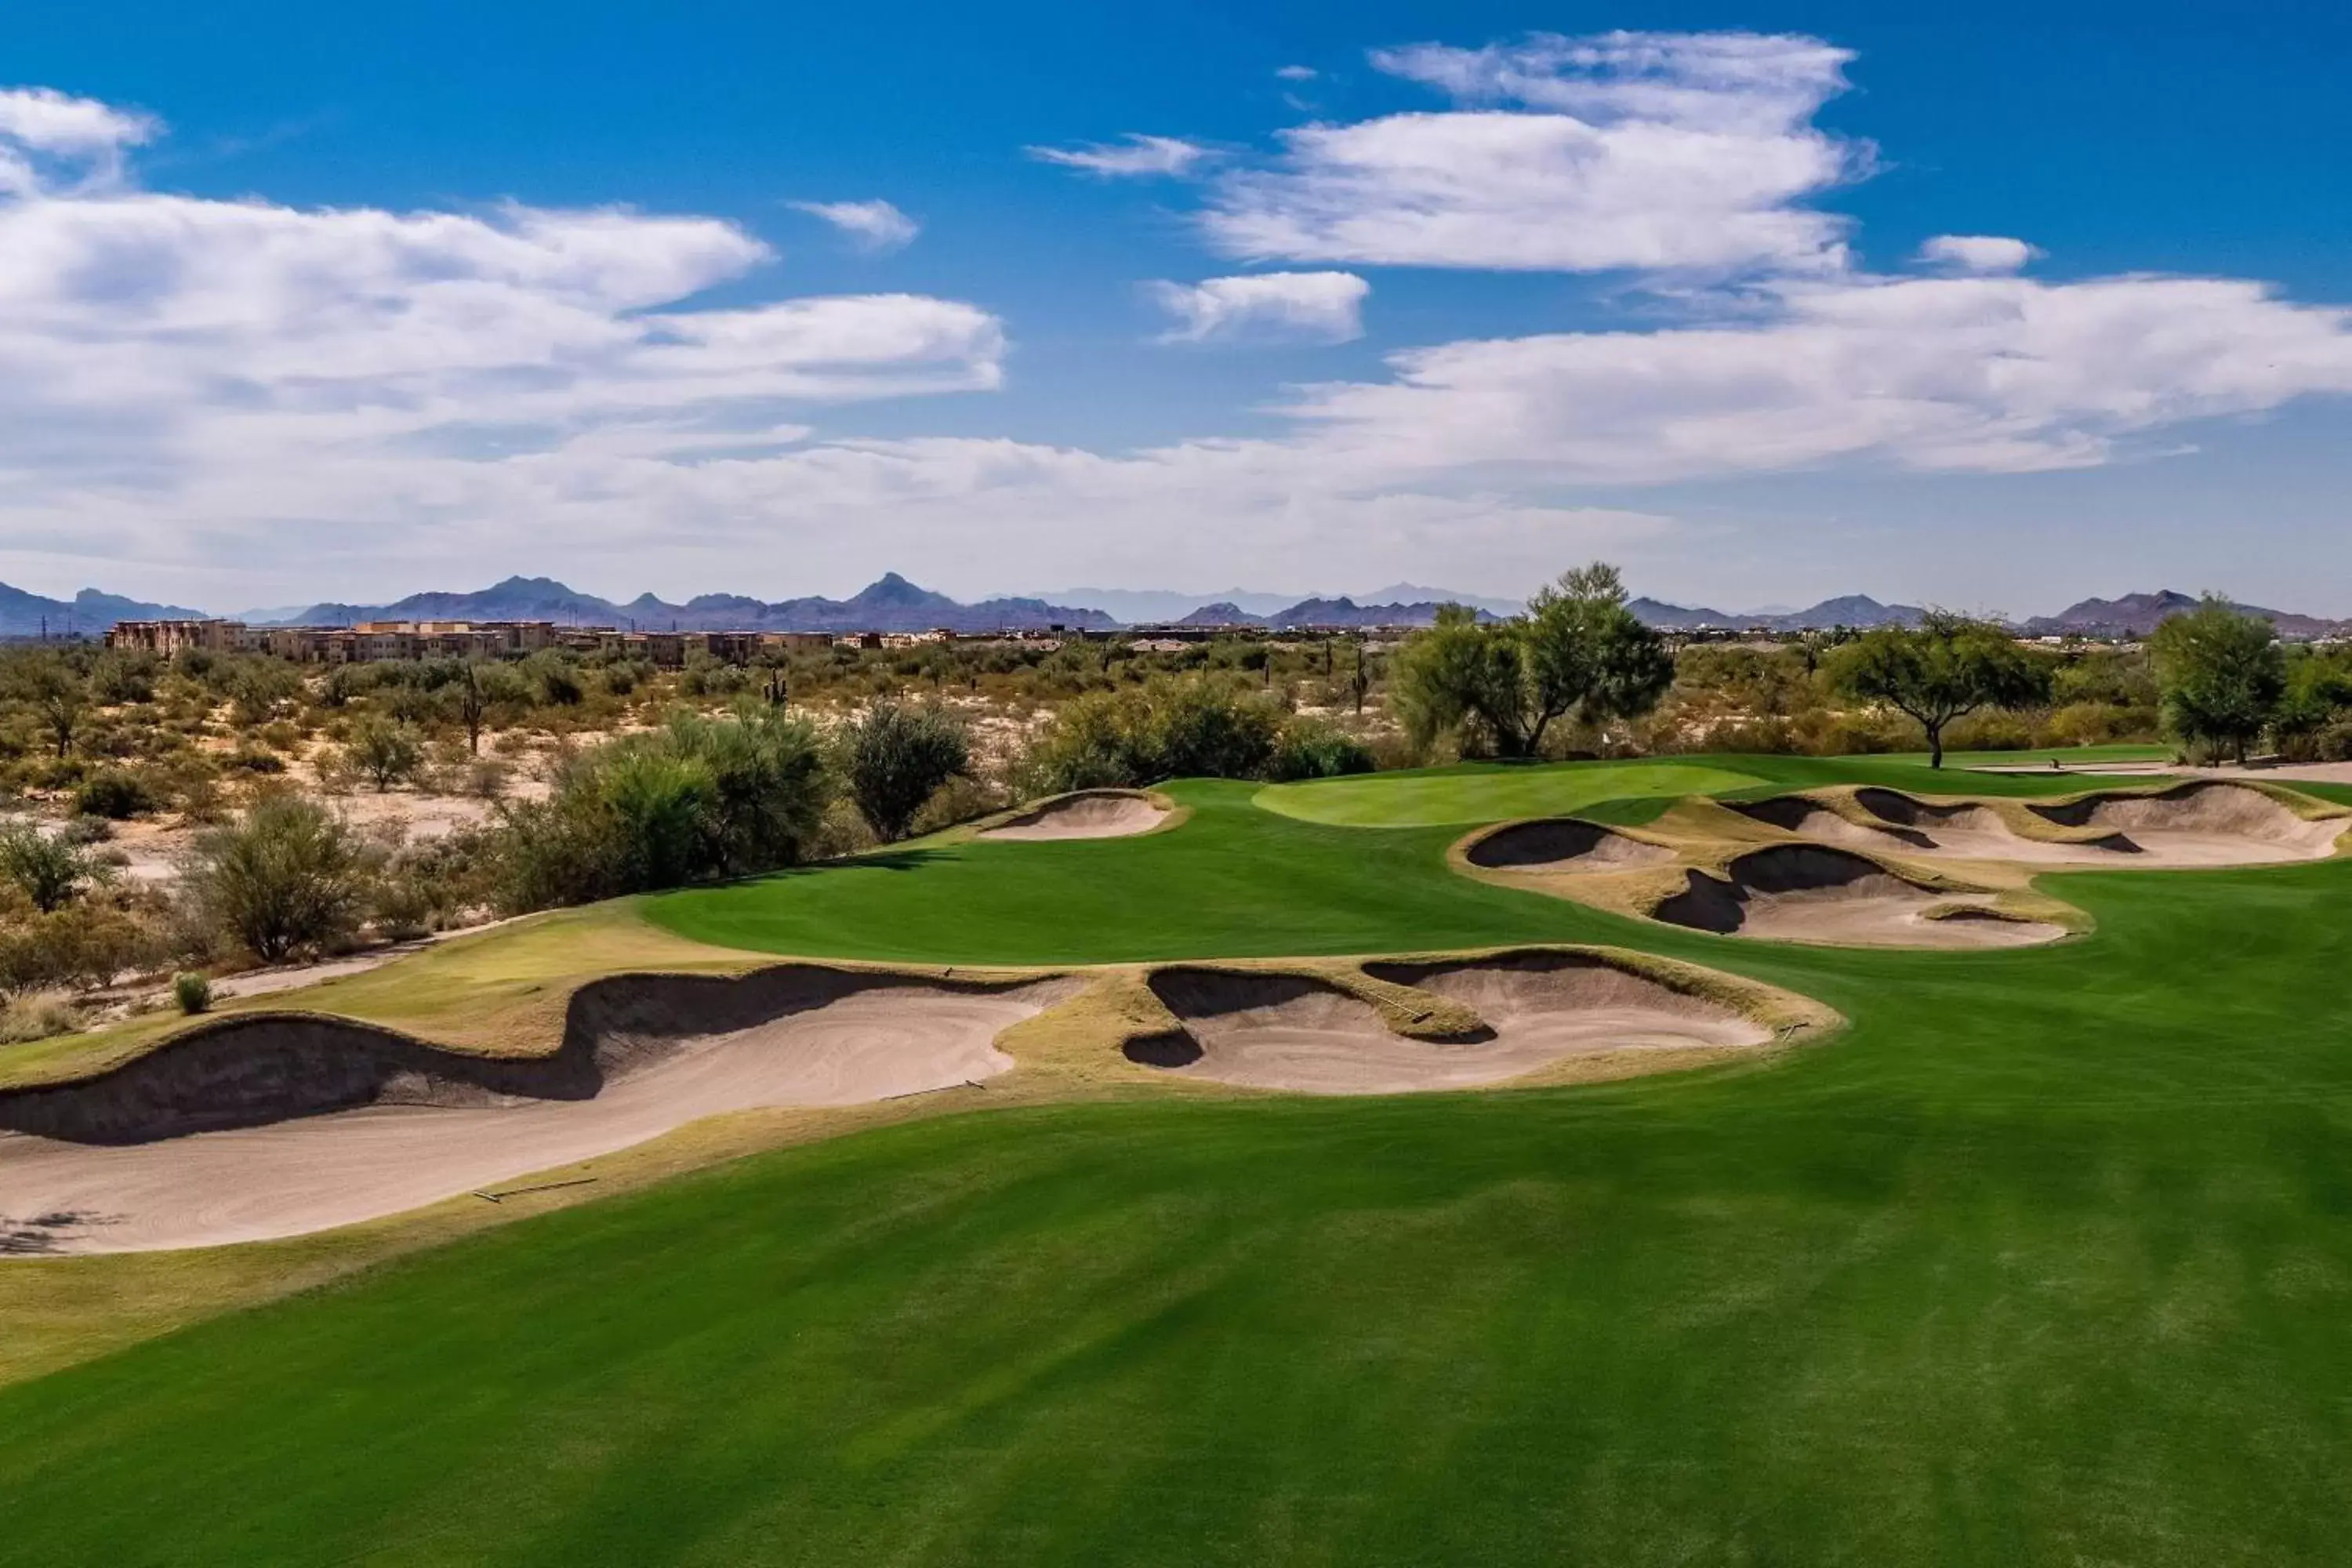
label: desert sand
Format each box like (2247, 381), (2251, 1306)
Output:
(979, 790), (1168, 841)
(1132, 958), (1770, 1094)
(0, 978), (1070, 1255)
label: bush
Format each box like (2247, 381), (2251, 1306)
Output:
(60, 814), (112, 846)
(0, 821), (101, 912)
(172, 971), (212, 1014)
(1266, 720), (1376, 782)
(72, 769), (156, 819)
(524, 654), (585, 707)
(845, 702), (970, 843)
(1017, 676), (1286, 793)
(0, 898), (171, 991)
(343, 715), (423, 792)
(0, 989), (79, 1045)
(493, 707), (830, 911)
(463, 757), (511, 800)
(372, 829), (496, 935)
(89, 654), (157, 706)
(185, 795), (368, 964)
(907, 774), (1006, 838)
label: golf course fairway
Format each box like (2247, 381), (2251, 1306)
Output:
(3, 753), (2350, 1565)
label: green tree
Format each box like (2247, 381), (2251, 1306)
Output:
(846, 702), (970, 843)
(343, 713), (424, 791)
(1523, 564), (1676, 748)
(186, 795), (368, 963)
(0, 821), (102, 912)
(1391, 564), (1674, 758)
(660, 706), (830, 874)
(11, 653), (85, 759)
(223, 658), (303, 726)
(1830, 612), (2053, 769)
(1389, 605), (1528, 756)
(2270, 651), (2352, 760)
(2148, 597), (2287, 764)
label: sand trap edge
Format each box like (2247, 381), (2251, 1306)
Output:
(970, 788), (1185, 842)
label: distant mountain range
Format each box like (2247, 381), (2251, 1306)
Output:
(250, 576), (1498, 633)
(1627, 594), (1928, 632)
(9, 574), (2345, 641)
(1037, 583), (1526, 622)
(1629, 590), (2349, 639)
(258, 574), (1121, 635)
(0, 583), (206, 639)
(1169, 595), (1501, 630)
(2014, 590), (2347, 640)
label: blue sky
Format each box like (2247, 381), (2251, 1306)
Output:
(4, 0), (2350, 615)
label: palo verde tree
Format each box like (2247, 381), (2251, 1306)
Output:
(1829, 611), (2053, 769)
(2147, 595), (2286, 764)
(1392, 564), (1673, 758)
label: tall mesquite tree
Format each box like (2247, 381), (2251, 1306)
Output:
(2148, 597), (2286, 764)
(1392, 564), (1673, 759)
(1830, 612), (2052, 769)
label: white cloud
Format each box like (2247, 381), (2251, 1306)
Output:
(1200, 30), (1865, 274)
(0, 86), (158, 194)
(0, 94), (1003, 523)
(1148, 271), (1368, 343)
(789, 198), (920, 252)
(1026, 133), (1207, 178)
(1283, 271), (2352, 480)
(1370, 31), (1855, 133)
(1917, 234), (2038, 274)
(1275, 65), (1318, 82)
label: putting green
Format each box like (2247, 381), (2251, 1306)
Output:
(1254, 759), (1767, 826)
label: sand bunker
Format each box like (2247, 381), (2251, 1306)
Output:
(978, 790), (1168, 841)
(1653, 846), (2063, 949)
(1466, 818), (1678, 874)
(1130, 959), (1770, 1094)
(2024, 782), (2345, 866)
(1733, 783), (2342, 870)
(1731, 797), (1937, 855)
(0, 970), (1072, 1254)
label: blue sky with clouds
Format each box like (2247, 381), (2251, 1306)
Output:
(5, 0), (2350, 616)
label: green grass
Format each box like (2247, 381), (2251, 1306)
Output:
(9, 752), (2352, 1565)
(641, 753), (2195, 964)
(1255, 757), (1769, 826)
